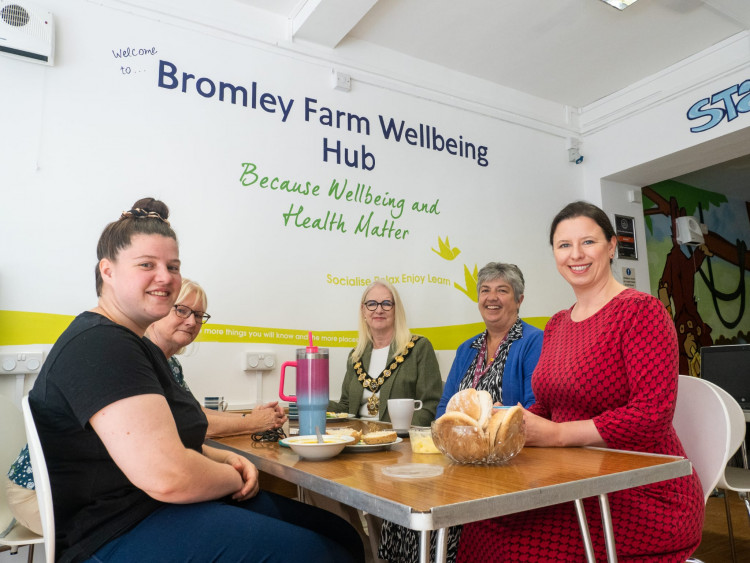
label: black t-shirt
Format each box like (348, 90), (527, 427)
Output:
(29, 312), (208, 563)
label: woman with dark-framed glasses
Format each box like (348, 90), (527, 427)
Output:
(145, 278), (287, 438)
(328, 279), (442, 426)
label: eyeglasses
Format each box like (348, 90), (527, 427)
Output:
(363, 300), (394, 311)
(173, 304), (211, 324)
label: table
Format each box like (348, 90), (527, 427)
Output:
(210, 422), (691, 563)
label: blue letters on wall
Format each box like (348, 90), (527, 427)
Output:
(687, 79), (750, 133)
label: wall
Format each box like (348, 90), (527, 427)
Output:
(0, 0), (581, 407)
(580, 32), (750, 296)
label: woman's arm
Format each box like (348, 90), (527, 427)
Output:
(522, 409), (605, 447)
(592, 295), (680, 450)
(202, 445), (259, 501)
(327, 351), (356, 413)
(91, 394), (247, 503)
(412, 338), (443, 426)
(203, 402), (287, 438)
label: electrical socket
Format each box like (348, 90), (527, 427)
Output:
(0, 352), (44, 374)
(244, 352), (276, 372)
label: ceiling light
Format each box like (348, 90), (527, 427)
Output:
(600, 0), (638, 10)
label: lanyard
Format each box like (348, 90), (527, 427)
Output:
(472, 333), (507, 388)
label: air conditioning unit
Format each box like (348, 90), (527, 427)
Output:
(675, 216), (705, 246)
(0, 1), (54, 65)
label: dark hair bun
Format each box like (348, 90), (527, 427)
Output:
(131, 197), (169, 221)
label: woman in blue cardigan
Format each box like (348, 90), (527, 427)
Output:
(380, 262), (543, 563)
(437, 262), (542, 417)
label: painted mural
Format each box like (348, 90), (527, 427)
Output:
(643, 181), (750, 377)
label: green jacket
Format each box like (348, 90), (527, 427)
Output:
(328, 336), (443, 426)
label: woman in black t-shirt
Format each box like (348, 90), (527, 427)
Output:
(29, 198), (363, 563)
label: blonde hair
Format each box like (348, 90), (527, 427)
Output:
(352, 280), (412, 363)
(173, 278), (207, 355)
(176, 278), (207, 311)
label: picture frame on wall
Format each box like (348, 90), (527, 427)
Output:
(614, 214), (637, 260)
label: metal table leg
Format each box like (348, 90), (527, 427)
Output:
(574, 498), (596, 563)
(599, 493), (618, 562)
(434, 528), (448, 563)
(419, 530), (429, 563)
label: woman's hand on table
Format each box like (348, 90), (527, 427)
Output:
(521, 408), (606, 448)
(250, 401), (288, 430)
(521, 408), (563, 446)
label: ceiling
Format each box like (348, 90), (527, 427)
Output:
(225, 0), (750, 198)
(236, 0), (750, 108)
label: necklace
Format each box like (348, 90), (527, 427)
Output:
(354, 336), (420, 416)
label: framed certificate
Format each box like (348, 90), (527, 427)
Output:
(614, 214), (637, 260)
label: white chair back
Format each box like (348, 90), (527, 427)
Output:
(0, 394), (27, 534)
(673, 375), (736, 502)
(22, 396), (55, 563)
(711, 383), (747, 489)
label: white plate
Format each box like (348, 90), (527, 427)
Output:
(381, 463), (444, 479)
(326, 413), (356, 420)
(344, 437), (403, 453)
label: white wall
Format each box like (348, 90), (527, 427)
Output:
(2, 2), (749, 410)
(0, 0), (581, 407)
(2, 5), (750, 559)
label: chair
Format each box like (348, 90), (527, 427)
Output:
(709, 381), (749, 563)
(673, 375), (741, 501)
(21, 396), (55, 563)
(0, 394), (43, 563)
(673, 375), (746, 563)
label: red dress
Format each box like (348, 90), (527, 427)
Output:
(457, 289), (704, 562)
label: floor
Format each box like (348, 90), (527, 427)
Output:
(693, 491), (750, 562)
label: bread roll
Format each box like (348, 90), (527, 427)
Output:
(446, 388), (494, 428)
(446, 388), (481, 419)
(475, 390), (494, 430)
(433, 411), (488, 462)
(489, 405), (525, 461)
(326, 427), (362, 444)
(362, 430), (398, 445)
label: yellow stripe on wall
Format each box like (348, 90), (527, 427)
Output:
(0, 311), (76, 345)
(0, 310), (549, 349)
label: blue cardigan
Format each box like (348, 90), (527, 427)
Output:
(436, 320), (543, 417)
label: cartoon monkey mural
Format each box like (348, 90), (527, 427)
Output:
(644, 187), (749, 376)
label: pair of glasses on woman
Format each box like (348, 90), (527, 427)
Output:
(363, 300), (394, 311)
(173, 304), (211, 324)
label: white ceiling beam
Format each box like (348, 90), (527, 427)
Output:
(291, 0), (378, 48)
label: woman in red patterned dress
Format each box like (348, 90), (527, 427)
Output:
(457, 201), (704, 562)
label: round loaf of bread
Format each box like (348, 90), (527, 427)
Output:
(445, 388), (481, 419)
(432, 411), (489, 463)
(445, 388), (494, 429)
(488, 405), (525, 462)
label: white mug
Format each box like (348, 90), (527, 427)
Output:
(204, 396), (228, 411)
(387, 398), (423, 435)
